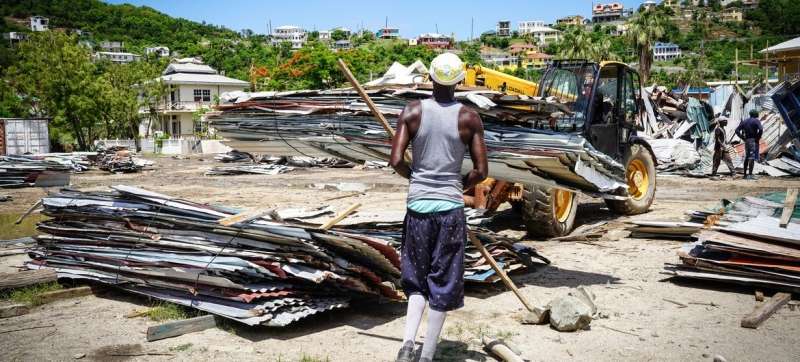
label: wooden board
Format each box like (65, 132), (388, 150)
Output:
(146, 315), (217, 342)
(741, 292), (791, 329)
(0, 269), (57, 290)
(37, 286), (94, 304)
(780, 188), (798, 228)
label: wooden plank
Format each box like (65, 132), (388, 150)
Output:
(469, 232), (547, 322)
(741, 292), (792, 329)
(0, 304), (30, 319)
(779, 188), (798, 228)
(217, 208), (274, 227)
(0, 269), (57, 290)
(337, 59), (412, 162)
(37, 286), (94, 304)
(319, 203), (362, 230)
(146, 315), (217, 342)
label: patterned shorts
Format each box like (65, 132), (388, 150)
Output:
(400, 207), (467, 312)
(745, 138), (760, 161)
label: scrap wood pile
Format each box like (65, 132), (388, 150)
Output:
(630, 190), (800, 292)
(25, 186), (546, 325)
(641, 80), (800, 177)
(208, 87), (630, 198)
(96, 145), (151, 173)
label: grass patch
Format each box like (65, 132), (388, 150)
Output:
(0, 282), (63, 306)
(169, 343), (193, 352)
(298, 355), (330, 362)
(144, 302), (199, 322)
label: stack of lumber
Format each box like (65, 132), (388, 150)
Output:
(662, 190), (800, 292)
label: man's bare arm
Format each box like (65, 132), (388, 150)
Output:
(389, 101), (420, 179)
(461, 108), (488, 190)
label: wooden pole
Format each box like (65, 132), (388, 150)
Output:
(320, 203), (362, 230)
(468, 233), (536, 312)
(336, 59), (412, 161)
(735, 48), (739, 83)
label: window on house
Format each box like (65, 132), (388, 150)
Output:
(193, 89), (211, 102)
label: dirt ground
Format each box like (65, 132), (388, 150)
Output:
(2, 155), (800, 362)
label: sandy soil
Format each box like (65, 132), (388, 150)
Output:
(1, 155), (800, 362)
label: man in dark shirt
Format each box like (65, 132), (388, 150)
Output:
(711, 116), (735, 178)
(735, 109), (763, 179)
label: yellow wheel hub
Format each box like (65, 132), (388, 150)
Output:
(553, 189), (574, 223)
(627, 159), (649, 201)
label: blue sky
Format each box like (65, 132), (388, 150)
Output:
(106, 0), (648, 40)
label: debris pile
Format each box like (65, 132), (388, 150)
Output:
(96, 145), (149, 173)
(0, 155), (74, 188)
(641, 79), (800, 177)
(205, 163), (293, 176)
(208, 88), (630, 198)
(641, 190), (800, 292)
(26, 186), (546, 325)
(214, 150), (254, 163)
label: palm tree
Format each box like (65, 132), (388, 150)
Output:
(626, 8), (669, 84)
(556, 26), (615, 61)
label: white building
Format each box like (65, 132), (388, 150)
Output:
(140, 58), (249, 138)
(3, 32), (29, 44)
(99, 41), (124, 52)
(271, 25), (307, 49)
(496, 21), (511, 37)
(94, 52), (142, 64)
(30, 16), (49, 32)
(145, 46), (170, 58)
(318, 30), (331, 41)
(653, 42), (682, 61)
(517, 21), (561, 45)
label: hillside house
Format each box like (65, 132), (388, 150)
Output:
(271, 26), (307, 49)
(417, 33), (453, 49)
(139, 58), (248, 138)
(94, 52), (142, 63)
(592, 3), (632, 23)
(556, 15), (585, 27)
(145, 46), (170, 57)
(496, 21), (511, 37)
(30, 16), (49, 32)
(377, 27), (400, 39)
(653, 42), (682, 61)
(99, 41), (124, 52)
(517, 21), (560, 45)
(3, 32), (28, 44)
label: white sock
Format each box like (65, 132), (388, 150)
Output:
(420, 309), (447, 360)
(402, 294), (427, 344)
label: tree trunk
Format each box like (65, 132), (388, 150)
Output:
(639, 44), (652, 85)
(70, 117), (87, 151)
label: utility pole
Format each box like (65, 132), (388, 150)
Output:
(471, 17), (474, 42)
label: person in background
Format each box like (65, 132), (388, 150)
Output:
(390, 53), (488, 362)
(735, 109), (763, 179)
(711, 116), (735, 179)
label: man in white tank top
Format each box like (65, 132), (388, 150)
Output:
(390, 53), (488, 362)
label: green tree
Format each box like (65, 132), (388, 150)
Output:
(331, 29), (348, 42)
(554, 26), (615, 61)
(747, 0), (800, 36)
(627, 7), (670, 83)
(5, 32), (102, 150)
(460, 42), (483, 66)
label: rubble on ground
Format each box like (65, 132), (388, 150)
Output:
(25, 186), (549, 325)
(0, 155), (76, 188)
(630, 190), (800, 292)
(96, 145), (151, 173)
(208, 88), (630, 199)
(641, 79), (800, 177)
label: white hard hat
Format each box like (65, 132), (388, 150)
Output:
(429, 53), (465, 86)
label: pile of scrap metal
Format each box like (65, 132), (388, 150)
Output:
(630, 191), (800, 292)
(26, 186), (547, 325)
(0, 155), (75, 188)
(208, 87), (629, 200)
(96, 145), (150, 173)
(205, 163), (293, 176)
(640, 79), (800, 177)
(207, 150), (355, 176)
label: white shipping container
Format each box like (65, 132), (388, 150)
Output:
(1, 118), (50, 155)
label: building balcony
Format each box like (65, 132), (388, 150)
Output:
(139, 101), (212, 114)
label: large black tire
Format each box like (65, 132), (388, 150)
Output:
(514, 185), (578, 238)
(605, 144), (657, 215)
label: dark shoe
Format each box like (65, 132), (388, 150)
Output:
(395, 341), (415, 362)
